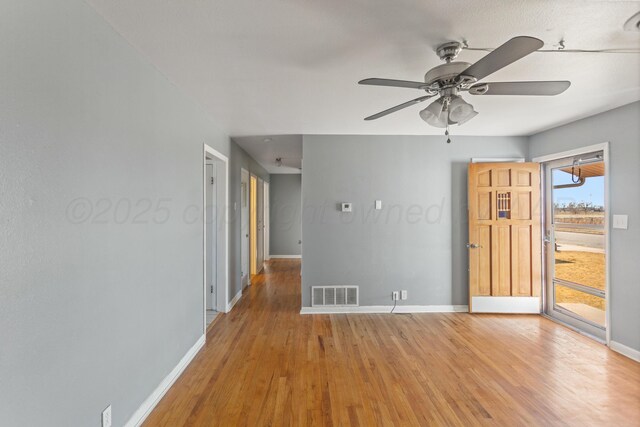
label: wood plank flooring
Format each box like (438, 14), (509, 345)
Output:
(144, 259), (640, 426)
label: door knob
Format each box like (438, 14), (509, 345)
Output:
(466, 243), (482, 249)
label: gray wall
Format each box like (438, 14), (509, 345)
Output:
(301, 135), (528, 307)
(0, 1), (266, 425)
(269, 174), (302, 256)
(529, 101), (640, 353)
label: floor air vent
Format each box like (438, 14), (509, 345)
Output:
(312, 286), (359, 307)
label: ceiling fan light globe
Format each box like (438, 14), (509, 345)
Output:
(456, 109), (478, 125)
(448, 95), (475, 123)
(419, 99), (448, 128)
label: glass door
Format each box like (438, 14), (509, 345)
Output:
(543, 152), (606, 341)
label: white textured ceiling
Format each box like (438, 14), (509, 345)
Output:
(233, 135), (302, 174)
(87, 0), (640, 137)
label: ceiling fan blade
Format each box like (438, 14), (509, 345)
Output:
(364, 95), (434, 120)
(460, 36), (544, 81)
(359, 78), (426, 89)
(469, 81), (571, 96)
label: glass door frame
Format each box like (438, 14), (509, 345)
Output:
(535, 142), (611, 344)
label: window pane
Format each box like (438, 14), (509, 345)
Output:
(554, 283), (605, 327)
(554, 249), (605, 291)
(552, 165), (605, 291)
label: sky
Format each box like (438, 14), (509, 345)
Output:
(553, 170), (605, 207)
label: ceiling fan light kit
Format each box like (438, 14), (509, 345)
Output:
(359, 36), (571, 142)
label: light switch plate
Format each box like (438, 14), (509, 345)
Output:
(375, 200), (382, 210)
(613, 214), (628, 229)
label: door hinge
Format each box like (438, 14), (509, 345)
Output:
(210, 285), (213, 293)
(210, 177), (214, 185)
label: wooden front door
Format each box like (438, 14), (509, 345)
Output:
(468, 163), (542, 313)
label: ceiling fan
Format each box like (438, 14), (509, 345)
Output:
(359, 36), (570, 135)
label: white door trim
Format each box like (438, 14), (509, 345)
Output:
(203, 144), (230, 334)
(240, 168), (250, 288)
(533, 142), (610, 345)
(532, 142), (609, 163)
(264, 181), (270, 261)
(249, 173), (257, 283)
(256, 177), (264, 272)
(470, 157), (525, 163)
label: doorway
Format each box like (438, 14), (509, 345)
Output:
(264, 181), (270, 261)
(250, 175), (258, 278)
(203, 144), (229, 331)
(541, 148), (608, 341)
(257, 177), (265, 271)
(241, 168), (250, 287)
(205, 161), (218, 321)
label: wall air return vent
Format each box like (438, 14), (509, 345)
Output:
(311, 286), (359, 307)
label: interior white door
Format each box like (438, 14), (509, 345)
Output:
(256, 177), (264, 271)
(241, 169), (250, 286)
(205, 162), (217, 311)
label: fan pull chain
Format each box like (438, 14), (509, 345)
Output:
(445, 125), (451, 144)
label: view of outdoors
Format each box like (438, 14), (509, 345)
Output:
(552, 163), (605, 327)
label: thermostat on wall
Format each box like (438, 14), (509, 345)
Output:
(341, 202), (353, 212)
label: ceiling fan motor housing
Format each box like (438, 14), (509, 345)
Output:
(424, 61), (476, 88)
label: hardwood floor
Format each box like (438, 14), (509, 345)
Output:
(144, 259), (640, 426)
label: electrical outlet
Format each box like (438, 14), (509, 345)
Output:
(401, 290), (408, 300)
(102, 405), (112, 427)
(392, 291), (399, 301)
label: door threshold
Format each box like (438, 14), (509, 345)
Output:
(540, 313), (606, 345)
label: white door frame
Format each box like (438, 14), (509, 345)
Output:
(249, 173), (258, 282)
(264, 181), (270, 261)
(205, 162), (217, 312)
(203, 144), (230, 334)
(533, 142), (610, 345)
(241, 168), (250, 287)
(257, 177), (264, 272)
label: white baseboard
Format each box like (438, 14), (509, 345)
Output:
(124, 334), (205, 427)
(609, 340), (640, 362)
(226, 288), (243, 312)
(471, 296), (540, 313)
(269, 254), (301, 259)
(300, 305), (468, 315)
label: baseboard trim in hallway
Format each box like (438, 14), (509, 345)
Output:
(125, 334), (205, 427)
(300, 305), (468, 314)
(226, 288), (243, 312)
(268, 254), (301, 258)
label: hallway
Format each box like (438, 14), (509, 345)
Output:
(144, 259), (639, 426)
